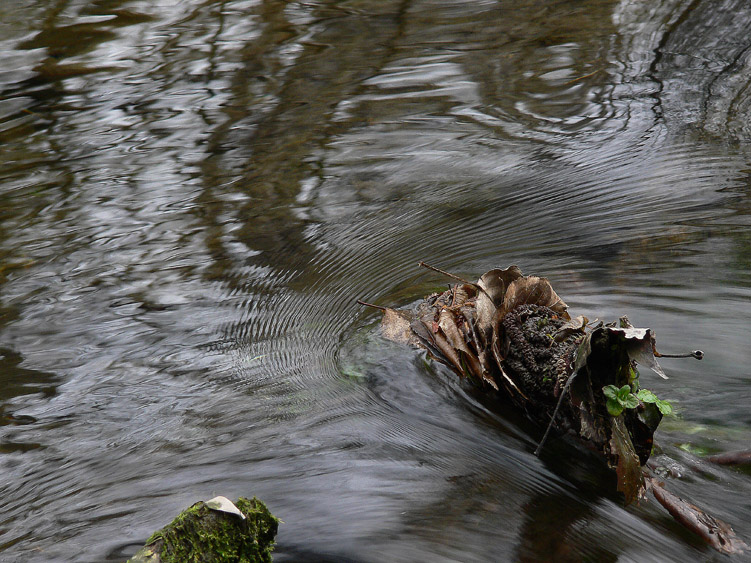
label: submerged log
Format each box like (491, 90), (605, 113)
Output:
(371, 265), (667, 502)
(706, 450), (751, 466)
(647, 477), (749, 555)
(128, 496), (279, 563)
(360, 263), (746, 554)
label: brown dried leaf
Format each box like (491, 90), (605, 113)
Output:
(553, 315), (588, 342)
(464, 351), (487, 382)
(609, 416), (645, 505)
(380, 308), (418, 346)
(647, 476), (749, 554)
(609, 326), (667, 379)
(427, 319), (466, 376)
(459, 309), (496, 386)
(438, 310), (473, 356)
(437, 309), (493, 385)
(475, 266), (523, 339)
(410, 317), (445, 361)
(478, 266), (523, 303)
(502, 276), (570, 320)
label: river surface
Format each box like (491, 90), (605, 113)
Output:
(1, 0), (751, 561)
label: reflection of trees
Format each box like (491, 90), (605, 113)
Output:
(198, 0), (629, 285)
(0, 347), (58, 404)
(611, 0), (751, 141)
(188, 0), (751, 367)
(199, 0), (411, 278)
(719, 170), (751, 285)
(456, 0), (621, 143)
(194, 0), (751, 288)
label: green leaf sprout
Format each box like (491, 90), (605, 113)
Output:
(636, 388), (674, 415)
(602, 384), (673, 416)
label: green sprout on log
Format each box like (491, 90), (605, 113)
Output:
(635, 388), (674, 415)
(603, 384), (639, 416)
(603, 384), (673, 417)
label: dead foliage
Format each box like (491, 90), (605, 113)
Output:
(359, 263), (746, 554)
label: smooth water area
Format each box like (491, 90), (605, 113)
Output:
(1, 0), (751, 561)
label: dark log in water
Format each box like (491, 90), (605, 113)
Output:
(647, 477), (749, 555)
(360, 263), (746, 554)
(705, 450), (751, 466)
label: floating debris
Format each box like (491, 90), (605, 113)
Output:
(359, 263), (748, 554)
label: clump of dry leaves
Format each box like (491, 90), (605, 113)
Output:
(359, 263), (746, 555)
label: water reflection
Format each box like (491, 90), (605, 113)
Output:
(0, 0), (750, 561)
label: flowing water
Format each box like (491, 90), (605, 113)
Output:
(1, 0), (751, 561)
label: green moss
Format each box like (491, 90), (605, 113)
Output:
(134, 497), (279, 563)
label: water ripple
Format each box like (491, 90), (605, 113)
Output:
(2, 0), (751, 561)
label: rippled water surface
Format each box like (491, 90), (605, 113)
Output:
(2, 0), (751, 561)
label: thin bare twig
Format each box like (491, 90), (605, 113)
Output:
(418, 261), (473, 285)
(534, 370), (580, 456)
(417, 261), (494, 301)
(652, 341), (703, 360)
(356, 299), (387, 311)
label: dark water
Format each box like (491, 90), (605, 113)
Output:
(1, 0), (751, 561)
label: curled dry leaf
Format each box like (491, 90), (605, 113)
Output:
(609, 326), (667, 379)
(381, 308), (418, 346)
(500, 276), (569, 321)
(553, 315), (588, 343)
(573, 326), (667, 380)
(476, 266), (523, 340)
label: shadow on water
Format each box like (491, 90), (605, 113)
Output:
(0, 0), (751, 561)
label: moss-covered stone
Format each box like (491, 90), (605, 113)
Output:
(128, 496), (279, 563)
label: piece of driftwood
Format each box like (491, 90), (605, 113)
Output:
(128, 496), (279, 563)
(360, 263), (746, 554)
(647, 477), (748, 554)
(706, 450), (751, 466)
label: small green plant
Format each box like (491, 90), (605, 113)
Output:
(603, 384), (638, 416)
(635, 388), (673, 415)
(602, 385), (673, 416)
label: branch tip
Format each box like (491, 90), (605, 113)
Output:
(356, 299), (387, 311)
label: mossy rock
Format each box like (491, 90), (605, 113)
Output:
(128, 496), (279, 563)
